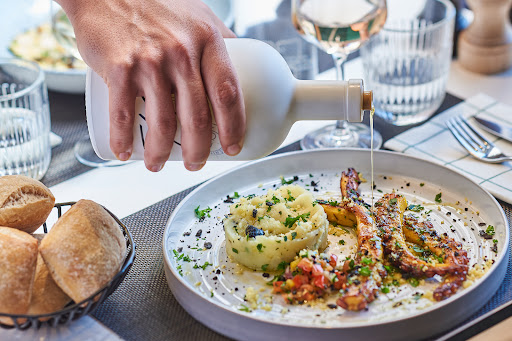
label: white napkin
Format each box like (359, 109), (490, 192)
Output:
(384, 93), (512, 204)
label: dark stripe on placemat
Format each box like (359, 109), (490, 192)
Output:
(42, 91), (93, 187)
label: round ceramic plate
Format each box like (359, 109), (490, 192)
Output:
(162, 149), (509, 341)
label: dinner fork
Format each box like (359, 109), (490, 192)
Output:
(446, 116), (512, 163)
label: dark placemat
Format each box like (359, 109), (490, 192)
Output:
(41, 91), (93, 187)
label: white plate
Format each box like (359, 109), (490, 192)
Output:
(162, 149), (509, 341)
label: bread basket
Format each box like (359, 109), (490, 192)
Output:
(0, 202), (136, 330)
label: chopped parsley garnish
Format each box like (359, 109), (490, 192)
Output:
(291, 231), (297, 240)
(211, 291), (214, 298)
(349, 259), (355, 270)
(493, 239), (498, 244)
(233, 192), (240, 198)
(257, 243), (264, 252)
(239, 304), (252, 312)
(261, 264), (269, 271)
(280, 176), (298, 185)
(359, 266), (371, 276)
(339, 240), (345, 245)
(420, 183), (425, 187)
(232, 248), (239, 254)
(271, 195), (281, 204)
(361, 257), (373, 265)
(486, 225), (495, 236)
(277, 261), (287, 271)
(412, 245), (425, 254)
(389, 198), (397, 205)
(435, 193), (442, 203)
(328, 200), (339, 206)
(286, 190), (295, 201)
(284, 213), (310, 228)
(381, 286), (390, 294)
(409, 278), (420, 287)
(194, 206), (212, 220)
(193, 262), (212, 270)
(407, 204), (424, 212)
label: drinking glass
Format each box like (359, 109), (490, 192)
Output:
(360, 0), (455, 126)
(292, 0), (386, 149)
(51, 2), (130, 167)
(0, 59), (51, 180)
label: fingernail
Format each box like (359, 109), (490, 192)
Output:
(226, 143), (242, 156)
(149, 164), (164, 172)
(117, 152), (131, 161)
(187, 162), (205, 171)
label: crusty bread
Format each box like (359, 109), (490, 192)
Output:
(27, 235), (71, 317)
(39, 199), (126, 303)
(27, 253), (71, 317)
(0, 227), (38, 320)
(0, 175), (55, 234)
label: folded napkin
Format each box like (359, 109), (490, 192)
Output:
(384, 93), (512, 204)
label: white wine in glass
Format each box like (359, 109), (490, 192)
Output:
(292, 0), (386, 149)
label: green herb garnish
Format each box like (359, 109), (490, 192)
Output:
(409, 278), (420, 287)
(194, 205), (212, 219)
(407, 204), (424, 212)
(261, 264), (269, 271)
(435, 193), (442, 203)
(284, 213), (310, 228)
(486, 225), (495, 236)
(239, 304), (252, 312)
(359, 266), (371, 276)
(232, 248), (239, 254)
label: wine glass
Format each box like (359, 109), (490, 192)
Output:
(292, 0), (386, 149)
(50, 2), (131, 167)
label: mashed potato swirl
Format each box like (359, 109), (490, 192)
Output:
(223, 185), (328, 271)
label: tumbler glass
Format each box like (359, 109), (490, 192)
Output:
(0, 59), (51, 180)
(360, 0), (456, 126)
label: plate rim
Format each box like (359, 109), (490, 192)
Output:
(162, 148), (510, 330)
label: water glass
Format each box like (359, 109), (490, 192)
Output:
(360, 0), (456, 126)
(0, 59), (51, 180)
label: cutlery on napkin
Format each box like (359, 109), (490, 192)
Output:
(384, 93), (512, 204)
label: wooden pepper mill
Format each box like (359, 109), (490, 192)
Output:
(458, 0), (512, 74)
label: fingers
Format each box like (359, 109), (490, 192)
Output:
(201, 36), (245, 157)
(142, 77), (177, 172)
(174, 66), (213, 171)
(108, 70), (136, 161)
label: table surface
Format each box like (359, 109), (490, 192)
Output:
(2, 1), (512, 340)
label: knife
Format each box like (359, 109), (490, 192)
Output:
(474, 116), (512, 143)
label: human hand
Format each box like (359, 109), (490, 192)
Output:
(57, 0), (246, 171)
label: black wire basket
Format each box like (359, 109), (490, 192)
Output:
(0, 202), (136, 330)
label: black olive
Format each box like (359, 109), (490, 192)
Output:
(204, 242), (212, 249)
(246, 225), (265, 238)
(195, 229), (202, 237)
(252, 209), (258, 218)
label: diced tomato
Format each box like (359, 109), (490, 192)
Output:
(292, 274), (309, 287)
(312, 264), (323, 277)
(329, 254), (338, 268)
(313, 275), (328, 289)
(333, 272), (346, 290)
(297, 258), (313, 273)
(272, 281), (285, 293)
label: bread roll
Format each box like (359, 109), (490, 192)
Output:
(27, 253), (71, 316)
(27, 235), (71, 317)
(0, 175), (55, 233)
(39, 200), (126, 303)
(0, 227), (38, 321)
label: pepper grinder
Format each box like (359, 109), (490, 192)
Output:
(458, 0), (512, 74)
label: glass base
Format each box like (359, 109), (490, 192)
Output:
(74, 135), (134, 168)
(300, 123), (383, 150)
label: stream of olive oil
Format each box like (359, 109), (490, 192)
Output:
(370, 107), (375, 227)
